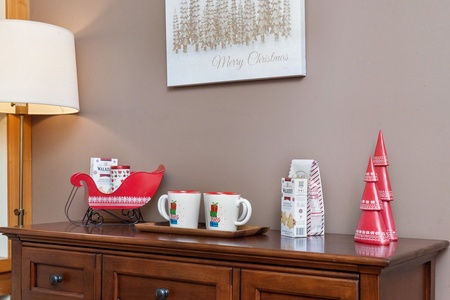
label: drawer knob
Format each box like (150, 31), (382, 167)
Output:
(49, 274), (63, 286)
(155, 288), (169, 299)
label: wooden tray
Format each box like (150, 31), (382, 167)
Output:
(135, 221), (269, 238)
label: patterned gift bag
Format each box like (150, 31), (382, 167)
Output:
(288, 160), (325, 236)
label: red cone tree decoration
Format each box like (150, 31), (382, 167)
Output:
(354, 156), (390, 245)
(373, 130), (398, 241)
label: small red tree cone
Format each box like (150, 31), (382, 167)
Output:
(360, 156), (382, 210)
(355, 156), (390, 245)
(354, 210), (390, 245)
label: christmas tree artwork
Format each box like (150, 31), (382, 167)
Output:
(170, 0), (294, 53)
(373, 130), (398, 241)
(354, 156), (390, 245)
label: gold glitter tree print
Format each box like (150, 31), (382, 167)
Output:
(171, 0), (293, 54)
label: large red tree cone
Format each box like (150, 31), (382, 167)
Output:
(381, 200), (398, 241)
(375, 165), (398, 241)
(373, 130), (389, 166)
(375, 165), (393, 201)
(373, 130), (398, 241)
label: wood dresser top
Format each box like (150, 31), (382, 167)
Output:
(1, 222), (448, 273)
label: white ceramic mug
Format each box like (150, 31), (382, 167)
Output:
(157, 190), (201, 229)
(203, 192), (252, 231)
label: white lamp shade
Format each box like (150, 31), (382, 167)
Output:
(0, 20), (79, 115)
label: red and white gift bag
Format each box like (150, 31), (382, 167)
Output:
(286, 159), (325, 236)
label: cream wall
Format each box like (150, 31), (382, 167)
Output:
(0, 1), (4, 19)
(30, 0), (450, 298)
(0, 116), (7, 259)
(0, 0), (8, 259)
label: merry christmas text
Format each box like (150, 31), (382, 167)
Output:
(212, 51), (289, 71)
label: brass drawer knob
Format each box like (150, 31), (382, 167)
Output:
(155, 288), (169, 299)
(49, 274), (63, 286)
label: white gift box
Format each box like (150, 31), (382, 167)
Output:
(90, 157), (118, 194)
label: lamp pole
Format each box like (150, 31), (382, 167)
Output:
(12, 104), (27, 226)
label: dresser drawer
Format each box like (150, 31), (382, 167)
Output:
(22, 247), (99, 299)
(102, 255), (233, 300)
(241, 269), (359, 299)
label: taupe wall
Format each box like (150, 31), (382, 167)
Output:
(30, 0), (450, 297)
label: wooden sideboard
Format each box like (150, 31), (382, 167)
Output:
(0, 222), (448, 300)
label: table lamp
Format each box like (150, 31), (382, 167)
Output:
(0, 20), (80, 226)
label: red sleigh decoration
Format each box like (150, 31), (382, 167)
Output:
(66, 164), (165, 225)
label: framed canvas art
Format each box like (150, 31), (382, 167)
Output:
(165, 0), (306, 87)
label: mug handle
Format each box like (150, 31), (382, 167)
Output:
(157, 195), (170, 221)
(237, 198), (248, 222)
(235, 198), (252, 226)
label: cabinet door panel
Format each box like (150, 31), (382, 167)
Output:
(241, 269), (358, 300)
(22, 247), (99, 300)
(102, 255), (233, 300)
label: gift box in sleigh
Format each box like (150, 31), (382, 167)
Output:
(66, 164), (165, 225)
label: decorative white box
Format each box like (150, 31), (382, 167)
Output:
(90, 157), (118, 194)
(281, 178), (308, 237)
